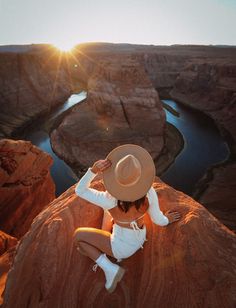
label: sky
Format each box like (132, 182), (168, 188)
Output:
(0, 0), (236, 50)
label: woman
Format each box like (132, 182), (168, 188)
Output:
(74, 144), (180, 293)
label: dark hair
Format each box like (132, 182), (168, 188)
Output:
(117, 195), (146, 213)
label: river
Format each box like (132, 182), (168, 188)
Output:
(161, 100), (229, 195)
(23, 93), (229, 197)
(24, 92), (86, 196)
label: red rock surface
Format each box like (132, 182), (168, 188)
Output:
(0, 231), (17, 256)
(51, 56), (166, 168)
(0, 231), (17, 306)
(3, 178), (236, 307)
(0, 139), (55, 238)
(0, 246), (17, 306)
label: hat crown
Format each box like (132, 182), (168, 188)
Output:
(103, 144), (155, 202)
(115, 154), (141, 187)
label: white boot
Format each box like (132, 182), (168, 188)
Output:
(95, 254), (125, 293)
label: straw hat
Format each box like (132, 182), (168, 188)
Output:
(102, 144), (156, 202)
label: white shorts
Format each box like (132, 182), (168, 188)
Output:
(110, 223), (147, 260)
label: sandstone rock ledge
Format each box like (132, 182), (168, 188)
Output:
(0, 139), (55, 238)
(0, 231), (17, 257)
(0, 231), (17, 306)
(3, 178), (236, 308)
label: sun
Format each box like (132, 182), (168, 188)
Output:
(53, 41), (77, 52)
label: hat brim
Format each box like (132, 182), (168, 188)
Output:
(102, 144), (156, 202)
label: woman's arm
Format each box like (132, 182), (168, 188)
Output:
(147, 187), (181, 225)
(75, 166), (116, 210)
(147, 187), (169, 226)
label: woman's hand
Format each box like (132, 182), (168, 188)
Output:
(91, 159), (112, 174)
(165, 210), (181, 224)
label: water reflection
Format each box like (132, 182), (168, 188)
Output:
(49, 91), (86, 120)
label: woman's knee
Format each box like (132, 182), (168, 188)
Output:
(73, 228), (84, 244)
(76, 242), (88, 255)
(73, 229), (87, 253)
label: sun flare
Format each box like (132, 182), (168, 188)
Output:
(53, 41), (77, 52)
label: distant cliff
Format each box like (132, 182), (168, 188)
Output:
(71, 43), (236, 144)
(1, 43), (235, 142)
(0, 45), (73, 138)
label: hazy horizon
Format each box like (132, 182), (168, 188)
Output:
(1, 42), (236, 47)
(0, 0), (236, 50)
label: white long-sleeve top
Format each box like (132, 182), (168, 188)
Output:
(75, 168), (169, 226)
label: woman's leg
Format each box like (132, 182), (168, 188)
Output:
(73, 227), (114, 260)
(73, 227), (125, 293)
(101, 211), (113, 232)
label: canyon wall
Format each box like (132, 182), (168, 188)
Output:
(0, 45), (73, 138)
(196, 161), (236, 231)
(1, 43), (235, 144)
(72, 44), (236, 142)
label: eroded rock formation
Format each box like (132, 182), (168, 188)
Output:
(0, 45), (73, 138)
(3, 177), (236, 307)
(0, 231), (17, 256)
(0, 139), (55, 238)
(50, 57), (168, 170)
(0, 231), (17, 306)
(0, 246), (17, 306)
